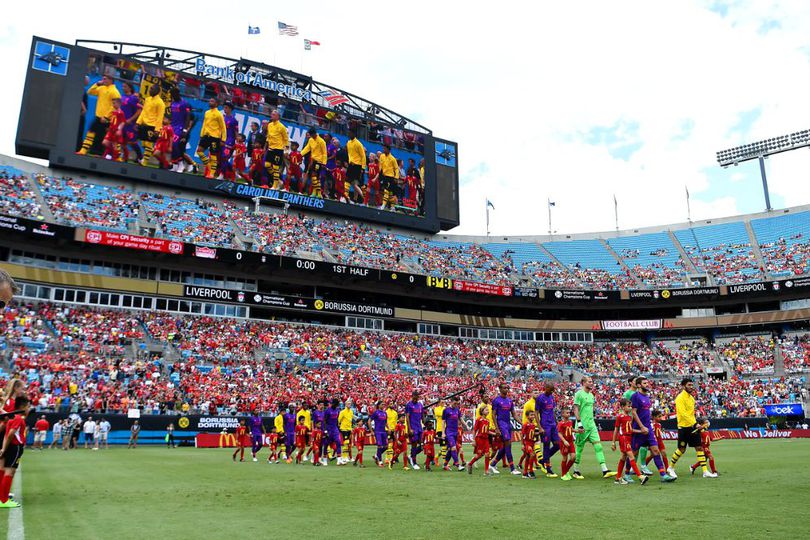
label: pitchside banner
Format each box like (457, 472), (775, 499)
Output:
(764, 403), (804, 416)
(626, 286), (721, 301)
(596, 429), (810, 441)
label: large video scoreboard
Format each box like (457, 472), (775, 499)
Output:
(16, 37), (460, 233)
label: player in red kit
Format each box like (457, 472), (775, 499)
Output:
(232, 133), (249, 182)
(467, 405), (493, 476)
(287, 142), (303, 192)
(151, 117), (175, 170)
(232, 419), (248, 462)
(422, 422), (437, 471)
(557, 407), (575, 478)
(365, 153), (380, 206)
(352, 421), (367, 467)
(331, 161), (348, 203)
(691, 418), (719, 475)
(392, 417), (408, 470)
(295, 418), (309, 464)
(611, 398), (648, 485)
(645, 410), (669, 471)
(102, 98), (127, 162)
(311, 425), (324, 466)
(0, 395), (31, 508)
(266, 431), (279, 463)
(250, 142), (268, 187)
(521, 410), (539, 479)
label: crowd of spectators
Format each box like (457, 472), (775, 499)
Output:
(759, 235), (809, 277)
(36, 175), (138, 231)
(718, 336), (775, 374)
(780, 334), (810, 373)
(0, 167), (44, 220)
(225, 202), (321, 256)
(520, 260), (580, 288)
(140, 193), (237, 248)
(683, 243), (764, 285)
(568, 266), (637, 290)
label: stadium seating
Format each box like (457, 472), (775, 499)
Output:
(36, 175), (138, 232)
(674, 222), (763, 284)
(606, 232), (691, 287)
(483, 242), (578, 287)
(751, 210), (810, 277)
(542, 239), (636, 289)
(140, 193), (237, 248)
(0, 166), (44, 220)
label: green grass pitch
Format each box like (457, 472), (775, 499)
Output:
(2, 440), (808, 539)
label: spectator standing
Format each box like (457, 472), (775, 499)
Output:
(83, 417), (96, 449)
(166, 423), (176, 449)
(49, 419), (63, 449)
(33, 415), (49, 450)
(128, 421), (140, 449)
(99, 419), (111, 450)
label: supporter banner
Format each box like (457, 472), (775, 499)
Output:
(546, 289), (620, 302)
(0, 214), (72, 240)
(83, 229), (185, 254)
(196, 432), (379, 448)
(512, 286), (539, 298)
(601, 319), (662, 331)
(764, 403), (804, 416)
(626, 286), (721, 301)
(728, 278), (810, 296)
(452, 279), (513, 296)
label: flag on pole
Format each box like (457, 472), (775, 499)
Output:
(304, 39), (321, 50)
(486, 199), (495, 210)
(278, 22), (299, 36)
(548, 200), (556, 207)
(318, 90), (350, 106)
(248, 26), (261, 35)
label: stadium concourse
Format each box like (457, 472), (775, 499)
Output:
(2, 158), (810, 290)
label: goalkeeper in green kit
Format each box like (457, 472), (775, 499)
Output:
(562, 376), (616, 480)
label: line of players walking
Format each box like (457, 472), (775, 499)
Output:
(229, 377), (720, 484)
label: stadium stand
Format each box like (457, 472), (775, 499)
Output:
(674, 222), (763, 285)
(751, 210), (810, 278)
(36, 174), (138, 232)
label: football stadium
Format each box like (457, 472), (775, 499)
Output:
(2, 6), (810, 540)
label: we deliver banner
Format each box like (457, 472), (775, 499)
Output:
(596, 429), (810, 441)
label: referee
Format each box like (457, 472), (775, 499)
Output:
(667, 378), (716, 478)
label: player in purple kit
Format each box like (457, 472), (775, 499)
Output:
(630, 377), (675, 483)
(119, 82), (142, 163)
(324, 398), (347, 466)
(370, 401), (389, 467)
(249, 410), (265, 462)
(282, 404), (297, 463)
(442, 396), (464, 471)
(218, 101), (239, 180)
(311, 400), (327, 465)
(168, 87), (194, 173)
(536, 381), (561, 477)
(404, 390), (425, 470)
(492, 382), (523, 475)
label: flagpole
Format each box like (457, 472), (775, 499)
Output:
(614, 194), (619, 232)
(685, 185), (692, 223)
(547, 198), (552, 235)
(486, 199), (490, 237)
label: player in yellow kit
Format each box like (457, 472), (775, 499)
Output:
(433, 400), (446, 466)
(345, 129), (367, 204)
(378, 144), (400, 210)
(77, 75), (122, 155)
(136, 84), (166, 167)
(667, 378), (716, 478)
(195, 98), (227, 178)
(300, 127), (327, 197)
(263, 109), (290, 189)
(274, 408), (286, 460)
(385, 403), (398, 467)
(338, 401), (354, 460)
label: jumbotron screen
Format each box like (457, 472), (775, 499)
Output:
(17, 38), (460, 232)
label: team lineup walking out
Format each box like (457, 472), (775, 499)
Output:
(225, 376), (722, 486)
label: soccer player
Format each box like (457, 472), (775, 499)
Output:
(295, 417), (309, 464)
(691, 418), (719, 476)
(370, 401), (388, 467)
(232, 419), (248, 462)
(325, 398), (346, 465)
(136, 84), (166, 167)
(218, 102), (239, 180)
(274, 405), (286, 459)
(385, 401), (398, 467)
(422, 421), (437, 471)
(101, 97), (127, 162)
(378, 144), (400, 210)
(120, 82), (143, 163)
(537, 382), (561, 477)
(283, 405), (297, 463)
(232, 134), (249, 181)
(492, 382), (522, 475)
(249, 410), (265, 462)
(365, 152), (380, 206)
(287, 141), (303, 192)
(300, 127), (327, 197)
(0, 395), (30, 508)
(557, 407), (575, 478)
(645, 410), (669, 472)
(339, 400), (354, 461)
(521, 410), (539, 479)
(195, 98), (226, 178)
(346, 129), (366, 204)
(562, 376), (616, 480)
(468, 404), (492, 475)
(77, 74), (121, 155)
(311, 401), (326, 465)
(264, 109), (290, 190)
(611, 398), (648, 485)
(393, 417), (409, 470)
(352, 420), (367, 467)
(311, 422), (324, 466)
(151, 116), (175, 170)
(442, 396), (464, 471)
(432, 399), (446, 467)
(623, 376), (651, 475)
(667, 378), (716, 478)
(168, 87), (194, 172)
(404, 390), (425, 470)
(266, 430), (280, 463)
(630, 377), (675, 482)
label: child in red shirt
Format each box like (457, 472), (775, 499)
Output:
(266, 431), (279, 463)
(311, 427), (323, 466)
(611, 398), (647, 484)
(295, 419), (309, 464)
(0, 395), (31, 507)
(645, 410), (669, 471)
(468, 405), (492, 475)
(151, 117), (175, 170)
(232, 419), (248, 462)
(392, 417), (408, 470)
(557, 407), (575, 477)
(422, 423), (436, 471)
(691, 418), (719, 475)
(521, 411), (539, 478)
(102, 98), (127, 162)
(352, 422), (367, 467)
(232, 133), (249, 181)
(287, 142), (303, 192)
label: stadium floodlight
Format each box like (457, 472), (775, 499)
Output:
(715, 129), (810, 211)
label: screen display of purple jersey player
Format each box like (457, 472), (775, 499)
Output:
(492, 383), (519, 472)
(324, 400), (343, 458)
(370, 407), (388, 463)
(441, 401), (461, 468)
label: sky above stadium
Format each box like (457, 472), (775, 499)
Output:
(0, 0), (808, 236)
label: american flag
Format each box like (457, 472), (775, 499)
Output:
(319, 89), (349, 106)
(278, 22), (299, 36)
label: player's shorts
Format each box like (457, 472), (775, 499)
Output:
(678, 426), (702, 448)
(560, 439), (574, 454)
(309, 161), (324, 179)
(475, 437), (490, 454)
(154, 141), (171, 154)
(265, 148), (284, 167)
(34, 430), (47, 444)
(3, 445), (23, 469)
(326, 429), (342, 445)
(575, 426), (600, 445)
(198, 135), (221, 153)
(347, 163), (363, 184)
(171, 135), (187, 160)
(381, 174), (396, 192)
(445, 432), (458, 450)
(541, 423), (560, 444)
(284, 432), (295, 447)
(496, 423), (512, 444)
(137, 124), (159, 142)
(632, 429), (658, 451)
(104, 131), (123, 144)
(618, 435), (633, 453)
(410, 429), (423, 446)
(89, 116), (109, 138)
(84, 432), (94, 442)
(522, 443), (535, 455)
(374, 431), (388, 447)
(340, 430), (351, 443)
